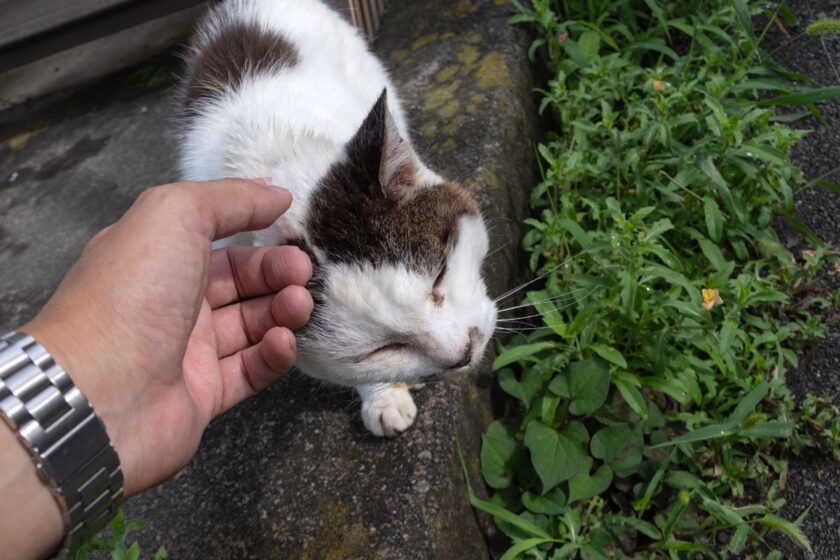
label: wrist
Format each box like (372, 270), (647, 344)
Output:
(0, 330), (124, 556)
(22, 318), (135, 487)
(0, 419), (64, 558)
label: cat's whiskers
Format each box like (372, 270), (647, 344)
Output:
(492, 285), (599, 340)
(496, 287), (591, 313)
(492, 246), (598, 306)
(497, 287), (598, 319)
(486, 238), (513, 260)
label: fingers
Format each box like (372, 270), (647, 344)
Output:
(134, 178), (292, 242)
(207, 245), (312, 309)
(217, 326), (297, 413)
(213, 285), (313, 358)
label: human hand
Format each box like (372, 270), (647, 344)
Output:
(23, 178), (313, 497)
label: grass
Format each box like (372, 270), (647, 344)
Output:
(74, 509), (166, 560)
(468, 1), (840, 558)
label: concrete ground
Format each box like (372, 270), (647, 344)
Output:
(1, 0), (838, 558)
(0, 0), (537, 558)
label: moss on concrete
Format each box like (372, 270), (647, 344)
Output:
(297, 501), (370, 560)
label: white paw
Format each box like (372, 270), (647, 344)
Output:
(358, 383), (417, 437)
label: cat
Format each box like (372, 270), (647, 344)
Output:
(176, 0), (498, 437)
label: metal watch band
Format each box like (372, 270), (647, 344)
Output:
(0, 331), (123, 557)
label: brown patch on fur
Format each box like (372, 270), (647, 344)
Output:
(181, 19), (298, 117)
(307, 92), (479, 275)
(310, 176), (478, 274)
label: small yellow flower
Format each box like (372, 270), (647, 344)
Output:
(652, 80), (665, 92)
(701, 288), (723, 311)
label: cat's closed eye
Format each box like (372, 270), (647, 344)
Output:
(359, 342), (410, 362)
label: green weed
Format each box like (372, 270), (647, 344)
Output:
(74, 510), (166, 560)
(473, 1), (840, 558)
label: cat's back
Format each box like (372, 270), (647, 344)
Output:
(178, 0), (402, 182)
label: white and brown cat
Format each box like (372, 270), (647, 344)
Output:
(177, 0), (497, 436)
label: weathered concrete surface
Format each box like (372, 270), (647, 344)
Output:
(0, 0), (538, 557)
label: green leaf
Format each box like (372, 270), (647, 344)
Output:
(481, 419), (527, 489)
(757, 85), (840, 107)
(625, 40), (679, 61)
(524, 420), (587, 492)
(739, 141), (790, 167)
(719, 319), (738, 355)
(499, 538), (562, 560)
(696, 486), (745, 526)
(727, 381), (769, 424)
(522, 486), (568, 514)
(590, 423), (643, 477)
(558, 37), (589, 68)
(739, 421), (795, 439)
(664, 470), (701, 489)
(732, 0), (756, 45)
(498, 367), (542, 408)
(578, 30), (600, 59)
(698, 237), (727, 271)
(567, 456), (613, 502)
(644, 218), (674, 241)
(650, 421), (739, 448)
(589, 343), (627, 368)
(757, 514), (812, 551)
(548, 359), (611, 415)
(703, 196), (723, 242)
(558, 217), (593, 247)
(125, 542), (141, 560)
(493, 341), (557, 370)
(779, 210), (825, 249)
(580, 543), (610, 560)
(605, 197), (625, 226)
(608, 514), (660, 540)
(612, 375), (648, 419)
(458, 439), (553, 539)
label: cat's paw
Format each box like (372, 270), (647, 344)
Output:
(358, 383), (417, 437)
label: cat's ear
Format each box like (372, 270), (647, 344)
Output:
(348, 89), (421, 200)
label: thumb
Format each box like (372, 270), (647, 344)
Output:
(162, 178), (292, 241)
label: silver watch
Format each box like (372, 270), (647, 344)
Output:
(0, 331), (123, 558)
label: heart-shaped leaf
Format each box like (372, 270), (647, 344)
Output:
(524, 420), (587, 493)
(481, 419), (528, 489)
(590, 423), (643, 478)
(548, 359), (610, 415)
(567, 457), (613, 503)
(498, 367), (543, 409)
(522, 486), (567, 515)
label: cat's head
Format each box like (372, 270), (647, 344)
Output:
(294, 91), (497, 387)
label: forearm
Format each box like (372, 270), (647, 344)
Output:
(0, 423), (64, 559)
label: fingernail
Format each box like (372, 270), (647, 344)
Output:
(252, 177), (269, 186)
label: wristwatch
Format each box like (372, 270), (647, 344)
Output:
(0, 331), (123, 558)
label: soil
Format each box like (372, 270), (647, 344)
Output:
(759, 1), (840, 558)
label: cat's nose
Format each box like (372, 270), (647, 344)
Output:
(450, 339), (473, 369)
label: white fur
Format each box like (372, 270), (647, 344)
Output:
(179, 0), (496, 437)
(295, 214), (496, 389)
